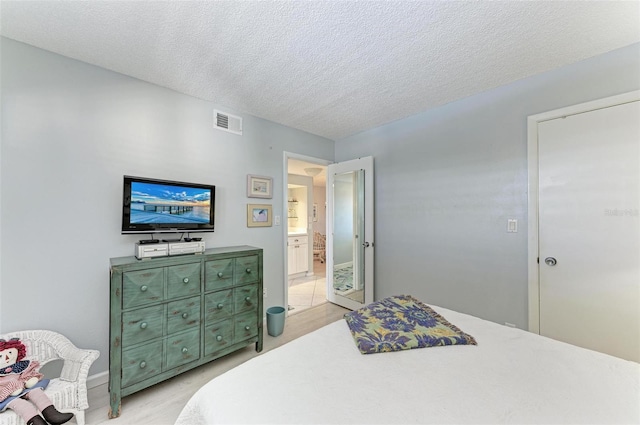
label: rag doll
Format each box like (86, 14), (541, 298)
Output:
(0, 338), (74, 425)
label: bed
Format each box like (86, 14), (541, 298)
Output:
(176, 296), (640, 424)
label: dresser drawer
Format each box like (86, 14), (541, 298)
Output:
(204, 289), (233, 325)
(122, 305), (164, 346)
(204, 259), (234, 291)
(234, 255), (259, 285)
(122, 268), (164, 309)
(165, 329), (200, 370)
(121, 340), (163, 388)
(234, 312), (258, 342)
(167, 296), (200, 335)
(204, 320), (233, 356)
(167, 263), (201, 299)
(234, 285), (258, 314)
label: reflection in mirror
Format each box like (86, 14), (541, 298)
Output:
(332, 169), (365, 303)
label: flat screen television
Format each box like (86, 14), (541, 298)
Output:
(121, 175), (215, 234)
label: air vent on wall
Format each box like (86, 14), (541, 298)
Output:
(214, 110), (243, 135)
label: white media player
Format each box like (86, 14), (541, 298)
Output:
(169, 240), (206, 256)
(135, 242), (168, 259)
(135, 240), (205, 259)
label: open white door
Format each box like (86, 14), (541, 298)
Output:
(326, 156), (374, 310)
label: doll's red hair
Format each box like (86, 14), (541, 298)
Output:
(0, 338), (27, 361)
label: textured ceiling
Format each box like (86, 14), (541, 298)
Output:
(1, 1), (639, 141)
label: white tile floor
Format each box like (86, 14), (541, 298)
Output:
(288, 259), (327, 315)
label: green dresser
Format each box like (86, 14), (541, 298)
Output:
(108, 246), (263, 418)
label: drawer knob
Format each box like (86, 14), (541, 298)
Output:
(216, 335), (223, 342)
(217, 272), (223, 278)
(245, 325), (251, 331)
(140, 285), (148, 292)
(140, 322), (148, 329)
(217, 303), (224, 309)
(181, 347), (188, 354)
(182, 313), (188, 319)
(245, 296), (251, 303)
(183, 277), (189, 284)
(245, 268), (251, 274)
(139, 361), (146, 369)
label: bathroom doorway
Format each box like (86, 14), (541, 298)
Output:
(285, 155), (329, 315)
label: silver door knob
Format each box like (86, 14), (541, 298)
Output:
(363, 242), (370, 248)
(545, 257), (557, 266)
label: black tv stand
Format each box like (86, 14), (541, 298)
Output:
(138, 239), (160, 244)
(161, 238), (182, 243)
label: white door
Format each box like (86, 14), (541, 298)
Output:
(327, 156), (374, 310)
(537, 99), (639, 362)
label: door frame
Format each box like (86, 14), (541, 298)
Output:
(526, 90), (640, 333)
(282, 152), (332, 312)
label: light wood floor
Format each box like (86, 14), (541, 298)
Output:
(86, 302), (349, 425)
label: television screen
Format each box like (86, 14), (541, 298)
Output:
(122, 176), (215, 234)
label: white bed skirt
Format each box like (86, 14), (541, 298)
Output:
(176, 305), (640, 424)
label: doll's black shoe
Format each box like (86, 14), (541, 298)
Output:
(41, 406), (74, 425)
(26, 415), (47, 425)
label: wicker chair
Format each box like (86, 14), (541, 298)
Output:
(313, 231), (326, 263)
(0, 330), (99, 425)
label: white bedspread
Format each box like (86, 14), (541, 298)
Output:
(176, 306), (640, 424)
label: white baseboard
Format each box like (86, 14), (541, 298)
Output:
(87, 370), (109, 389)
(334, 261), (353, 270)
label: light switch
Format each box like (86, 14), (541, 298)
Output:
(274, 215), (281, 226)
(507, 219), (518, 233)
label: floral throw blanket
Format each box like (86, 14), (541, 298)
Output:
(344, 295), (477, 354)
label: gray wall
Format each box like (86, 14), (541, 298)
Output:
(335, 43), (640, 329)
(0, 38), (334, 374)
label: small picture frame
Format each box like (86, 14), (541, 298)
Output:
(247, 204), (272, 227)
(247, 174), (273, 199)
(313, 203), (318, 222)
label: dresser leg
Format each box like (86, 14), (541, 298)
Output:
(108, 399), (121, 419)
